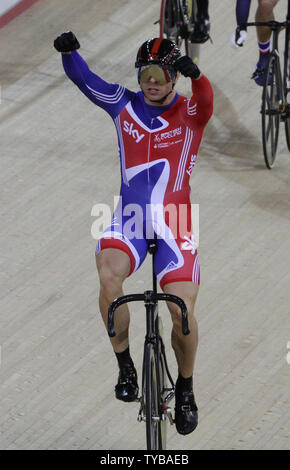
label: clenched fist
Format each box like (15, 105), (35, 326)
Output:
(54, 31), (80, 53)
(174, 56), (201, 79)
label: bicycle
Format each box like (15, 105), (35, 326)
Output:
(107, 241), (190, 450)
(159, 0), (201, 64)
(236, 4), (290, 169)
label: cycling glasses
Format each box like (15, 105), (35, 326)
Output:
(138, 64), (176, 84)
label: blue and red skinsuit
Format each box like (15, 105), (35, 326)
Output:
(62, 51), (213, 289)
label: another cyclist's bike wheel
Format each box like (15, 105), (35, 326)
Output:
(283, 26), (290, 150)
(160, 0), (187, 51)
(144, 343), (161, 450)
(262, 54), (281, 169)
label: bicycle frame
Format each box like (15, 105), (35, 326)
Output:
(107, 241), (190, 449)
(236, 14), (290, 167)
(238, 20), (285, 88)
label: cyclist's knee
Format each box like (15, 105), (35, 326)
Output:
(164, 282), (198, 318)
(98, 265), (121, 295)
(96, 249), (130, 297)
(167, 294), (197, 329)
(169, 304), (185, 329)
(257, 0), (279, 14)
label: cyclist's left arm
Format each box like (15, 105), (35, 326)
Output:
(189, 75), (213, 126)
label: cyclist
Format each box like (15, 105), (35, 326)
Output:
(232, 0), (280, 85)
(54, 33), (213, 435)
(190, 0), (211, 43)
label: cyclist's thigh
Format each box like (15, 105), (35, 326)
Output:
(96, 190), (148, 277)
(154, 236), (200, 291)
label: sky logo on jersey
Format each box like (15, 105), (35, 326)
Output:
(186, 154), (197, 175)
(123, 121), (145, 143)
(181, 235), (196, 255)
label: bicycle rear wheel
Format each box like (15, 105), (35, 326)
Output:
(284, 26), (290, 150)
(160, 0), (185, 50)
(187, 0), (200, 64)
(144, 343), (162, 450)
(261, 54), (281, 169)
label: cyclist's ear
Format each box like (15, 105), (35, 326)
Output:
(173, 71), (181, 85)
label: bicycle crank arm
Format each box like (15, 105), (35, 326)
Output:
(162, 407), (175, 426)
(260, 108), (283, 116)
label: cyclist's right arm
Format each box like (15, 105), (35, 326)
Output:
(231, 0), (251, 48)
(61, 50), (133, 117)
(236, 0), (251, 26)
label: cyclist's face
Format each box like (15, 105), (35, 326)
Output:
(140, 75), (178, 106)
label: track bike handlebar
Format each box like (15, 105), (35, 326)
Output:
(236, 20), (290, 35)
(107, 292), (190, 338)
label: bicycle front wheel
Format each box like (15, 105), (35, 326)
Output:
(144, 343), (161, 450)
(261, 54), (281, 169)
(158, 339), (168, 449)
(284, 26), (290, 150)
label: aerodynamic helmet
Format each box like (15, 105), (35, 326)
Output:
(135, 38), (181, 83)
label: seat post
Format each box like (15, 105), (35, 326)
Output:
(148, 241), (158, 294)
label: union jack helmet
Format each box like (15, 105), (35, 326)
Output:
(135, 37), (181, 68)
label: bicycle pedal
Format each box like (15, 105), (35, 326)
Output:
(137, 408), (146, 422)
(137, 414), (145, 422)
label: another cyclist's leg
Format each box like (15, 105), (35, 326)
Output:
(96, 247), (139, 402)
(253, 0), (280, 86)
(256, 0), (279, 42)
(190, 0), (210, 44)
(163, 280), (199, 435)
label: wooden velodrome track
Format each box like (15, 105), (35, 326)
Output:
(1, 0), (290, 451)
